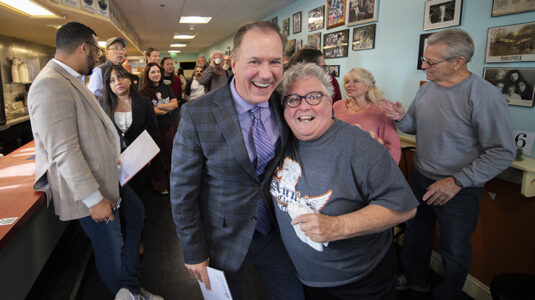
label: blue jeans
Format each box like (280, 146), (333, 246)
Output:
(79, 184), (144, 295)
(401, 169), (482, 300)
(225, 230), (305, 300)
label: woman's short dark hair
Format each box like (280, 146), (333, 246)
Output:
(101, 65), (138, 116)
(287, 48), (323, 68)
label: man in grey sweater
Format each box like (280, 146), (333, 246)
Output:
(384, 29), (515, 300)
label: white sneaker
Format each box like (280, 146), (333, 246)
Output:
(115, 288), (136, 300)
(140, 288), (164, 300)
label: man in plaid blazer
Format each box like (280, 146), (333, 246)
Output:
(170, 21), (304, 299)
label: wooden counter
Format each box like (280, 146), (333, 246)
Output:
(0, 140), (45, 250)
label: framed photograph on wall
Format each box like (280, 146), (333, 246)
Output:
(271, 16), (278, 25)
(352, 24), (376, 51)
(417, 33), (433, 70)
(308, 32), (322, 50)
(296, 39), (303, 51)
(486, 21), (535, 63)
(323, 29), (349, 58)
(326, 65), (340, 77)
(327, 0), (347, 29)
(492, 0), (535, 17)
(282, 18), (290, 36)
(293, 12), (302, 34)
(346, 0), (377, 26)
(308, 5), (325, 31)
(483, 67), (535, 107)
(423, 0), (462, 31)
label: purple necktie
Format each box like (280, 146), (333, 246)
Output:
(251, 105), (275, 234)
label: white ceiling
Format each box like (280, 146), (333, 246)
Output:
(0, 0), (296, 55)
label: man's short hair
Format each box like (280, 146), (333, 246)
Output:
(161, 57), (173, 65)
(233, 21), (285, 61)
(146, 47), (159, 57)
(427, 28), (474, 63)
(56, 22), (96, 54)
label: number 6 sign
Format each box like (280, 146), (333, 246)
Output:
(514, 130), (535, 156)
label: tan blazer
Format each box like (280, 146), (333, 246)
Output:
(28, 60), (120, 221)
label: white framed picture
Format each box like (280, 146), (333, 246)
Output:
(423, 0), (462, 31)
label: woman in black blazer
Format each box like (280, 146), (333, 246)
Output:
(100, 65), (158, 198)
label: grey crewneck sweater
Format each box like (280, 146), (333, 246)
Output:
(397, 74), (515, 188)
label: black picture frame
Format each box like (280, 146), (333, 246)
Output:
(326, 65), (340, 77)
(282, 18), (290, 36)
(352, 24), (376, 51)
(417, 33), (433, 70)
(323, 29), (349, 59)
(308, 5), (325, 32)
(483, 67), (535, 107)
(293, 12), (302, 34)
(271, 16), (278, 26)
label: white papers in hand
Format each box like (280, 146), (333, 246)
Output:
(198, 267), (233, 300)
(118, 130), (159, 186)
(287, 201), (329, 252)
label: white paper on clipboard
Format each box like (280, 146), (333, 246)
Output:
(198, 267), (233, 300)
(118, 130), (160, 186)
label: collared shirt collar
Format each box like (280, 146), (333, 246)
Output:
(230, 77), (270, 114)
(52, 58), (83, 82)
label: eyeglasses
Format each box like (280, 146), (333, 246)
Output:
(284, 91), (326, 108)
(420, 56), (449, 67)
(85, 42), (103, 57)
(108, 47), (126, 52)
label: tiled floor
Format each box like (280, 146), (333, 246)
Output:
(29, 187), (473, 300)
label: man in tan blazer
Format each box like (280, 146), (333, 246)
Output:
(28, 22), (161, 300)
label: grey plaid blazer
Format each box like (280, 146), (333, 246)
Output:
(170, 79), (288, 273)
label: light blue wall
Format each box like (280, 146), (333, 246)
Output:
(198, 37), (234, 60)
(200, 0), (535, 156)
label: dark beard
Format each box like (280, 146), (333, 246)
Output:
(84, 53), (96, 76)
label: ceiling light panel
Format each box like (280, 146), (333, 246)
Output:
(0, 0), (57, 17)
(179, 16), (212, 24)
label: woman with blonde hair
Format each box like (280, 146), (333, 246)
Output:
(334, 68), (401, 163)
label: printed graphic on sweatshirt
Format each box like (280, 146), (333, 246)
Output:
(270, 157), (332, 251)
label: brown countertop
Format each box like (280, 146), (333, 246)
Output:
(0, 141), (45, 251)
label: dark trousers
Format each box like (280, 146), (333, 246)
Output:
(151, 125), (175, 192)
(78, 184), (145, 295)
(401, 169), (482, 300)
(225, 230), (305, 300)
(304, 244), (397, 300)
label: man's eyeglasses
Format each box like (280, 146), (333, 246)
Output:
(86, 42), (103, 58)
(284, 91), (326, 108)
(107, 46), (126, 52)
(420, 56), (449, 67)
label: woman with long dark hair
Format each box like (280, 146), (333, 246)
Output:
(141, 62), (178, 194)
(100, 65), (158, 198)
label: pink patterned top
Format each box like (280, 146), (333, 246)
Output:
(333, 98), (401, 163)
